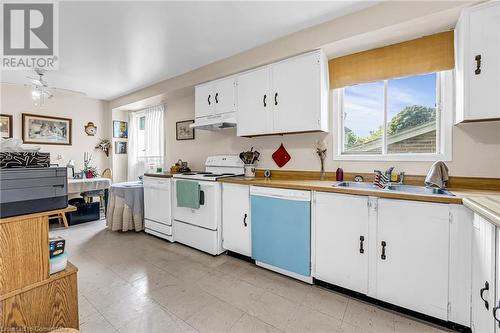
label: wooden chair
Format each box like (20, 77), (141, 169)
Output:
(81, 168), (112, 213)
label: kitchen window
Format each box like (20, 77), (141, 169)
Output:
(334, 70), (453, 161)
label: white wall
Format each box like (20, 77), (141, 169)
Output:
(110, 0), (500, 178)
(165, 90), (500, 178)
(111, 109), (129, 182)
(0, 83), (111, 172)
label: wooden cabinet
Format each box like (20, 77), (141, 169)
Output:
(236, 50), (329, 136)
(222, 183), (251, 256)
(195, 77), (236, 119)
(375, 199), (450, 320)
(471, 213), (496, 333)
(236, 67), (272, 136)
(0, 208), (79, 332)
(455, 1), (500, 123)
(315, 192), (369, 294)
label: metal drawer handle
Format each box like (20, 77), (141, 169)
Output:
(208, 95), (211, 105)
(274, 92), (278, 106)
(494, 302), (500, 324)
(215, 92), (219, 104)
(475, 55), (482, 75)
(263, 94), (267, 107)
(243, 213), (247, 227)
(480, 281), (489, 310)
(359, 236), (365, 254)
(381, 241), (387, 260)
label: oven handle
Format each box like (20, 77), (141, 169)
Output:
(199, 190), (205, 206)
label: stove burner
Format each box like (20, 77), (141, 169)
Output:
(181, 172), (196, 175)
(204, 174), (221, 177)
(220, 173), (235, 175)
(196, 172), (213, 175)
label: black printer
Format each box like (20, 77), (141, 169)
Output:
(0, 167), (68, 218)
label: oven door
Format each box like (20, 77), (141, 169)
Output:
(172, 179), (220, 230)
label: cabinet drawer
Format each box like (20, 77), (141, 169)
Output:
(145, 219), (172, 236)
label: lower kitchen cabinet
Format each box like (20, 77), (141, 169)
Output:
(313, 193), (472, 325)
(471, 213), (496, 333)
(375, 199), (450, 320)
(315, 192), (369, 294)
(222, 183), (250, 256)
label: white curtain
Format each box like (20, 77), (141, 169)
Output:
(127, 104), (165, 181)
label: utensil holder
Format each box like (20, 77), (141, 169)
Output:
(244, 164), (256, 178)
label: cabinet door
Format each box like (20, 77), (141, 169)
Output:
(471, 213), (496, 333)
(213, 77), (236, 115)
(315, 193), (369, 294)
(222, 183), (250, 256)
(195, 83), (214, 118)
(272, 52), (321, 133)
(236, 67), (272, 136)
(468, 2), (500, 121)
(376, 199), (449, 320)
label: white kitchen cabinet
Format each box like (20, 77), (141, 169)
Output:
(195, 76), (236, 119)
(195, 83), (214, 118)
(455, 1), (500, 123)
(222, 183), (251, 256)
(471, 213), (496, 333)
(315, 192), (369, 294)
(272, 51), (328, 133)
(375, 199), (450, 320)
(236, 50), (329, 136)
(236, 67), (272, 136)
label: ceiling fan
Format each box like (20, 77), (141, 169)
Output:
(0, 68), (87, 107)
(27, 68), (54, 106)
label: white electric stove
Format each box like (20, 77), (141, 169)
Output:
(172, 155), (243, 255)
(172, 155), (244, 181)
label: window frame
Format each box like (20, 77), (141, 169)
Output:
(333, 70), (453, 162)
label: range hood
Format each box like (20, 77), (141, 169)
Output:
(190, 112), (237, 131)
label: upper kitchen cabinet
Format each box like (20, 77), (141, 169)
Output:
(237, 66), (273, 136)
(237, 50), (329, 136)
(195, 76), (236, 118)
(455, 1), (500, 123)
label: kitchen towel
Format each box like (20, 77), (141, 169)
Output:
(176, 180), (200, 209)
(425, 161), (449, 189)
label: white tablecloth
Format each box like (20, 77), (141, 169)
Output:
(106, 181), (144, 232)
(68, 178), (111, 194)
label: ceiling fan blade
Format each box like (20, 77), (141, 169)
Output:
(49, 86), (87, 96)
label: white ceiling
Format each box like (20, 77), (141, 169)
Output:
(1, 1), (376, 101)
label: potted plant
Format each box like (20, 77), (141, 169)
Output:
(82, 152), (99, 178)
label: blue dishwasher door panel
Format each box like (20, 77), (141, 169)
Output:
(251, 195), (311, 277)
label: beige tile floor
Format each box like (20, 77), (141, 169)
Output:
(50, 220), (453, 333)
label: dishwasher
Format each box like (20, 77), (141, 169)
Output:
(250, 186), (312, 283)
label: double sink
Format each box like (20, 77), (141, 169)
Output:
(336, 181), (454, 196)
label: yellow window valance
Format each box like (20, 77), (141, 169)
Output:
(328, 31), (455, 89)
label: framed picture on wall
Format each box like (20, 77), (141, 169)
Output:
(22, 113), (72, 145)
(113, 121), (128, 138)
(0, 114), (13, 138)
(176, 120), (195, 140)
(115, 141), (127, 154)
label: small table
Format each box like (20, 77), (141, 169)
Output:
(106, 181), (144, 232)
(68, 177), (112, 215)
(67, 178), (111, 194)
